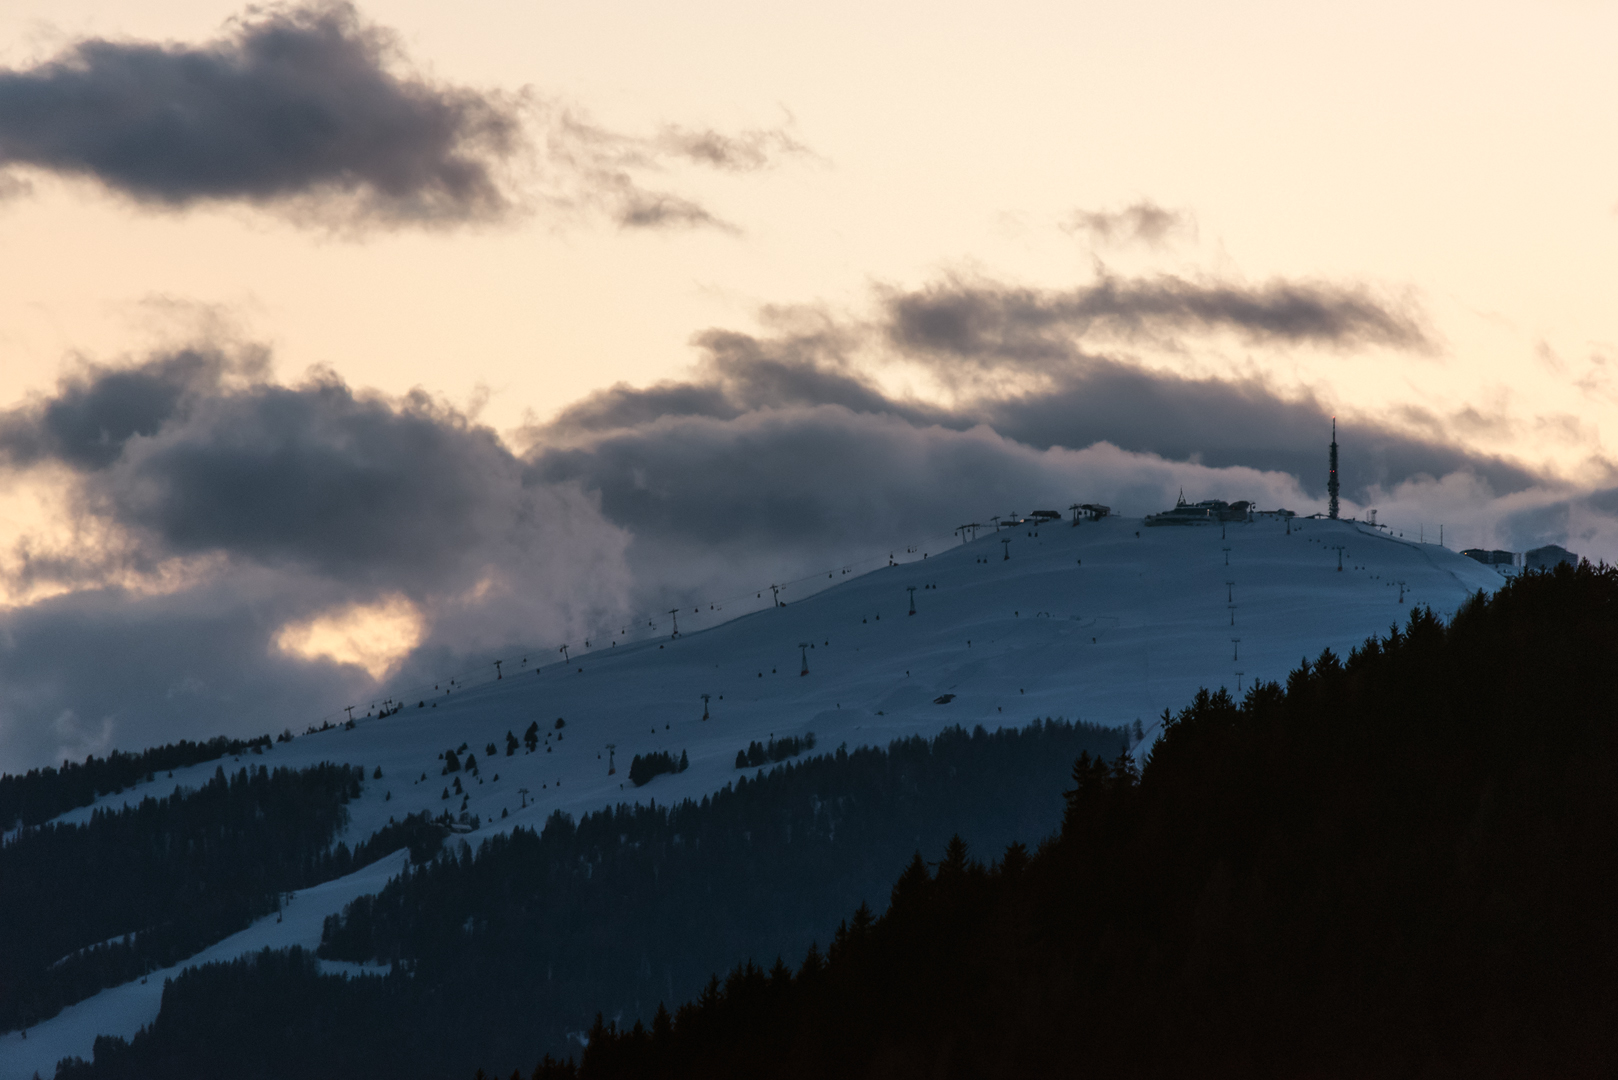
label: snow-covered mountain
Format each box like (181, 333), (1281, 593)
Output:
(1, 515), (1503, 1078)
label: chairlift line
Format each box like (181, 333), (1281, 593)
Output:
(291, 499), (1110, 736)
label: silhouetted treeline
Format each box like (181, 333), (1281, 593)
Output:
(627, 749), (688, 787)
(0, 734), (272, 830)
(56, 948), (580, 1080)
(734, 733), (815, 769)
(574, 564), (1618, 1079)
(57, 718), (1123, 1079)
(0, 763), (374, 1032)
(360, 810), (453, 864)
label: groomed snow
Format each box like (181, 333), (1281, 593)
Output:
(2, 517), (1502, 1078)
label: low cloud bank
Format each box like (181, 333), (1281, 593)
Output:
(0, 268), (1602, 772)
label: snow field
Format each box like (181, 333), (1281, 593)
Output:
(3, 516), (1502, 1078)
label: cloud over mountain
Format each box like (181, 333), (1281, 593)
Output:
(0, 351), (630, 769)
(0, 268), (1590, 773)
(534, 271), (1511, 504)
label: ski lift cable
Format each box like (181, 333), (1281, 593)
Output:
(293, 508), (1056, 734)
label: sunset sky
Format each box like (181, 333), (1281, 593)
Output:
(0, 0), (1613, 771)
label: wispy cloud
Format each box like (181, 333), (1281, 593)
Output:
(886, 272), (1429, 364)
(1063, 200), (1195, 247)
(538, 107), (809, 232)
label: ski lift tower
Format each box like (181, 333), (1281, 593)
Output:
(799, 643), (810, 676)
(606, 744), (617, 776)
(907, 586), (917, 615)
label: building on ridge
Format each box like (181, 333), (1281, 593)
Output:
(1461, 545), (1579, 575)
(1145, 491), (1252, 526)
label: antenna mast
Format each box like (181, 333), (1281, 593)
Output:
(1328, 417), (1340, 520)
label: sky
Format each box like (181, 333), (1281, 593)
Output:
(0, 0), (1614, 772)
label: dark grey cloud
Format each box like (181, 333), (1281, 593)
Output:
(537, 408), (992, 552)
(544, 380), (742, 439)
(531, 273), (1509, 511)
(0, 3), (522, 226)
(2, 352), (528, 584)
(113, 381), (519, 584)
(1064, 201), (1194, 247)
(0, 350), (629, 770)
(0, 4), (813, 232)
(0, 349), (236, 470)
(887, 273), (1427, 363)
(531, 329), (1539, 533)
(973, 363), (1541, 501)
(542, 326), (919, 438)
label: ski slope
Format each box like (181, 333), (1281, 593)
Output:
(1, 516), (1503, 1078)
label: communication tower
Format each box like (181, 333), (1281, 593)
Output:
(1328, 418), (1340, 520)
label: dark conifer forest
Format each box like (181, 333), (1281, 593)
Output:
(625, 748), (688, 787)
(0, 763), (425, 1034)
(55, 718), (1122, 1079)
(573, 563), (1618, 1079)
(0, 734), (274, 830)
